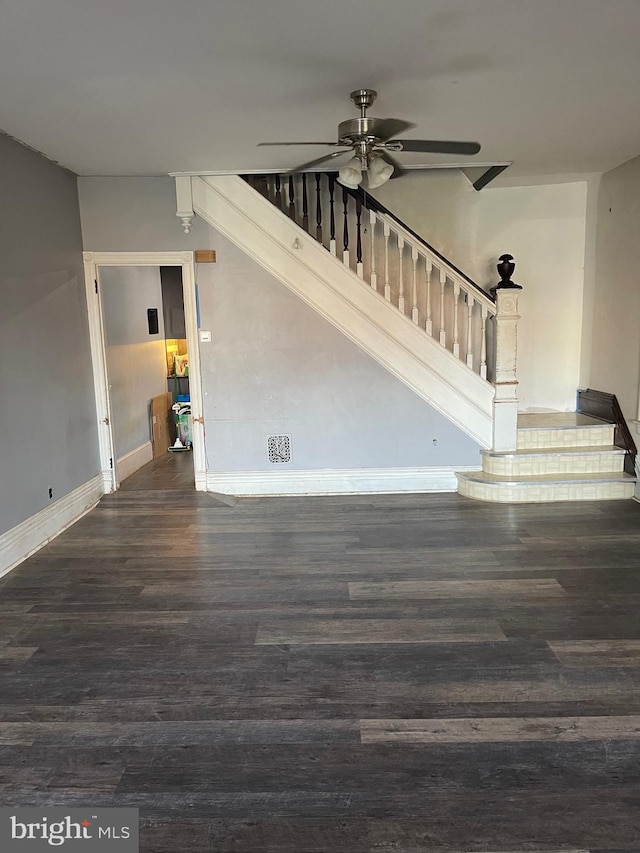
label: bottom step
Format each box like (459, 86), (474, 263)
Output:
(456, 471), (636, 503)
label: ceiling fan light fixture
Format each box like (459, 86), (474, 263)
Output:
(258, 89), (483, 180)
(367, 154), (394, 189)
(337, 156), (362, 188)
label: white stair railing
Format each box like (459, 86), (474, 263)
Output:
(181, 173), (522, 450)
(249, 172), (498, 385)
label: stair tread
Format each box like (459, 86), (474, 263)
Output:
(483, 445), (626, 458)
(457, 471), (635, 485)
(517, 413), (613, 430)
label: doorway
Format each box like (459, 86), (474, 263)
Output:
(83, 251), (206, 493)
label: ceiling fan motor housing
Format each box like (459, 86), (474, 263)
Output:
(338, 117), (389, 145)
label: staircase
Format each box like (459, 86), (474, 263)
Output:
(186, 171), (505, 448)
(457, 413), (636, 502)
(175, 172), (636, 502)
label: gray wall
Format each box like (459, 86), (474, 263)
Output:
(0, 132), (99, 535)
(587, 154), (640, 422)
(78, 175), (482, 474)
(101, 266), (167, 462)
(370, 169), (481, 280)
(197, 235), (481, 472)
(78, 177), (212, 252)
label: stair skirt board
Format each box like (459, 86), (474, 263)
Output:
(456, 472), (636, 503)
(206, 466), (479, 496)
(0, 474), (105, 578)
(192, 175), (494, 449)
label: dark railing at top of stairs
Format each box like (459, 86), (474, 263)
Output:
(577, 388), (638, 476)
(243, 171), (493, 304)
(345, 181), (490, 302)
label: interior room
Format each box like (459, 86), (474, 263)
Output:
(1, 2), (640, 851)
(99, 264), (193, 488)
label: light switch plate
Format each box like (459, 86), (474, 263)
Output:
(199, 330), (212, 343)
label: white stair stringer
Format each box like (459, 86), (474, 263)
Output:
(192, 175), (494, 448)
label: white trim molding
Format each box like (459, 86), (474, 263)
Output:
(116, 442), (153, 484)
(82, 251), (206, 492)
(0, 474), (104, 579)
(206, 466), (479, 497)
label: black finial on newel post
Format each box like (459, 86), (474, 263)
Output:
(490, 254), (523, 296)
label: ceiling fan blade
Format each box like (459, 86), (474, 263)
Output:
(257, 141), (343, 147)
(372, 118), (415, 141)
(389, 139), (481, 155)
(378, 151), (405, 179)
(287, 150), (350, 173)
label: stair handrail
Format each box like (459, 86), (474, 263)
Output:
(577, 388), (638, 476)
(335, 176), (496, 311)
(235, 172), (524, 449)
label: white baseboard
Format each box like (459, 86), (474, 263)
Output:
(206, 466), (478, 496)
(116, 441), (153, 483)
(0, 474), (105, 579)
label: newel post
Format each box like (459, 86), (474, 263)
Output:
(491, 254), (522, 452)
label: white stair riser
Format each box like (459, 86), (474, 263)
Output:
(457, 477), (635, 503)
(481, 451), (625, 477)
(517, 426), (614, 449)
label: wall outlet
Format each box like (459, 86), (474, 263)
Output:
(48, 487), (53, 499)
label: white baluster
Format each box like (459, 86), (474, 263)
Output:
(466, 294), (475, 369)
(397, 235), (405, 314)
(383, 223), (391, 302)
(452, 282), (461, 358)
(439, 269), (447, 347)
(425, 258), (433, 336)
(411, 246), (419, 324)
(369, 210), (377, 291)
(480, 305), (488, 380)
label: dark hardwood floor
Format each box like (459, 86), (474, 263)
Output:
(1, 453), (640, 851)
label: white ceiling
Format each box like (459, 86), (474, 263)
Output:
(1, 0), (640, 178)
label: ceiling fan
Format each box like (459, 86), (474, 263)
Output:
(257, 88), (481, 189)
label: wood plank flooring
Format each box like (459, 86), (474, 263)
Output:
(1, 454), (640, 851)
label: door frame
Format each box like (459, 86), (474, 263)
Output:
(83, 251), (206, 492)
